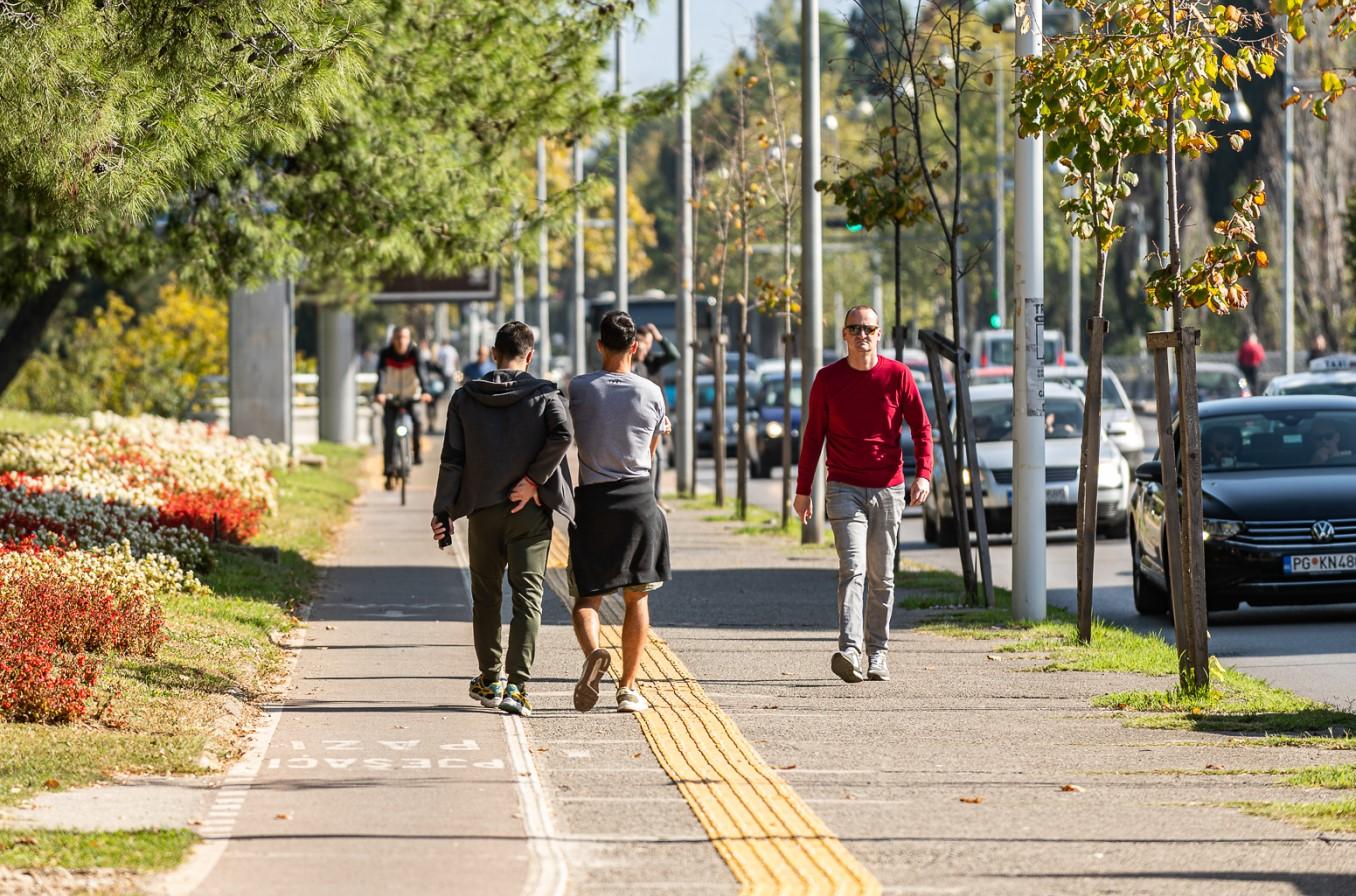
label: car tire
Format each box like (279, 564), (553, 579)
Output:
(1131, 539), (1171, 615)
(938, 513), (959, 548)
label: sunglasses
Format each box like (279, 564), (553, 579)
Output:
(845, 324), (879, 336)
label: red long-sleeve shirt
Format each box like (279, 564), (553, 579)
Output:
(795, 357), (933, 494)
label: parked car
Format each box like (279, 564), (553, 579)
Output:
(970, 329), (1066, 369)
(694, 374), (754, 459)
(1264, 367), (1356, 399)
(922, 383), (1131, 545)
(751, 372), (802, 478)
(1129, 395), (1356, 614)
(1168, 361), (1250, 409)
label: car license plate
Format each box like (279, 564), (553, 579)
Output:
(1283, 553), (1356, 575)
(1045, 485), (1069, 503)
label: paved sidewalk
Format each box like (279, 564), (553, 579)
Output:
(184, 463), (536, 896)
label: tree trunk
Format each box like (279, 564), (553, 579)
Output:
(0, 280), (68, 400)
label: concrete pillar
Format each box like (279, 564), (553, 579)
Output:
(229, 279), (293, 446)
(318, 305), (357, 444)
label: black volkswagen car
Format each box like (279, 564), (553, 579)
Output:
(1130, 395), (1356, 614)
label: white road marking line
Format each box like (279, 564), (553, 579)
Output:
(451, 532), (568, 896)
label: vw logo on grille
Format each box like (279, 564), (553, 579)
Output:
(1312, 520), (1337, 543)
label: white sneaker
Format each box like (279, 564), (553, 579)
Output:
(867, 653), (890, 681)
(616, 687), (649, 713)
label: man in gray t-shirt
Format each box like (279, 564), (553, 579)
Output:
(568, 371), (666, 486)
(566, 311), (672, 716)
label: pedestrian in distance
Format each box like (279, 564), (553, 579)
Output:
(1237, 330), (1265, 396)
(567, 311), (672, 714)
(461, 345), (495, 383)
(635, 322), (679, 506)
(794, 306), (934, 684)
(1308, 332), (1330, 367)
(430, 322), (574, 718)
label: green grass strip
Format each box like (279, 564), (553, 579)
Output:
(1231, 800), (1356, 834)
(0, 828), (197, 871)
(1285, 764), (1356, 789)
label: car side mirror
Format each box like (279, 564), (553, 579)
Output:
(1133, 460), (1162, 484)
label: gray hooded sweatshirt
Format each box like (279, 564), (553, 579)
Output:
(433, 370), (574, 524)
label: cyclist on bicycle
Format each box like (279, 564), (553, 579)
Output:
(375, 326), (433, 491)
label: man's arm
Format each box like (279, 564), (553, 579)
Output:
(794, 369), (829, 497)
(644, 333), (679, 375)
(900, 371), (934, 506)
(432, 394), (465, 519)
(523, 390), (574, 487)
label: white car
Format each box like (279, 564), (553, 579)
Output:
(921, 383), (1131, 545)
(1046, 365), (1147, 465)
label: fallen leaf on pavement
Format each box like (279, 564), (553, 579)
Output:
(960, 796), (983, 804)
(275, 813), (291, 821)
(15, 837), (37, 846)
(325, 625), (336, 630)
(1205, 763), (1223, 770)
(985, 655), (1001, 661)
(631, 753), (642, 759)
(1060, 784), (1084, 793)
(774, 764), (797, 770)
(43, 779), (60, 790)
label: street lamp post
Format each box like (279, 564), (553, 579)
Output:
(1012, 0), (1047, 622)
(800, 0), (825, 544)
(536, 137), (551, 377)
(995, 53), (1006, 327)
(1283, 43), (1296, 375)
(615, 24), (629, 314)
(676, 0), (695, 495)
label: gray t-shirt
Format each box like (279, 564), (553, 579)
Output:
(569, 371), (666, 487)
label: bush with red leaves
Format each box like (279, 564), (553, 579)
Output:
(0, 629), (99, 723)
(158, 487), (265, 544)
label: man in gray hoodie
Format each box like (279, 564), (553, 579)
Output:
(430, 321), (573, 717)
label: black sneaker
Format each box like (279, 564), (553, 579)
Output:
(384, 475), (396, 491)
(831, 651), (866, 683)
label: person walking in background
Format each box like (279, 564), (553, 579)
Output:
(462, 345), (495, 383)
(1308, 332), (1330, 367)
(567, 311), (671, 714)
(794, 306), (933, 684)
(1237, 330), (1266, 395)
(635, 323), (678, 505)
(430, 322), (574, 718)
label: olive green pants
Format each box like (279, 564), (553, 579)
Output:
(466, 501), (551, 687)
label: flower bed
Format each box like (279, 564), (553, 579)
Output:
(0, 414), (282, 722)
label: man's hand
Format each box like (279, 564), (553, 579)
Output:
(660, 415), (672, 436)
(509, 477), (541, 513)
(420, 393), (433, 403)
(375, 394), (387, 406)
(908, 477), (931, 507)
(793, 493), (812, 524)
(430, 516), (452, 543)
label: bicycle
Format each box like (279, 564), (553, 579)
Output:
(380, 395), (418, 506)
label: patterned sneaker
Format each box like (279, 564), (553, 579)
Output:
(616, 687), (649, 714)
(500, 683), (533, 717)
(468, 674), (504, 708)
(867, 653), (890, 682)
(831, 651), (866, 683)
(574, 648), (612, 713)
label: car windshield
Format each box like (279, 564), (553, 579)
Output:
(1199, 410), (1356, 472)
(1197, 369), (1244, 399)
(969, 397), (1083, 441)
(697, 380), (744, 408)
(983, 335), (1060, 366)
(761, 379), (803, 408)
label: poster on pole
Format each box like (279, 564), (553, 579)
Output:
(1023, 296), (1045, 416)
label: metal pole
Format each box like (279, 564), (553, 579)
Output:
(317, 305), (356, 444)
(512, 218), (525, 322)
(1283, 39), (1295, 375)
(615, 25), (629, 314)
(1159, 156), (1172, 332)
(676, 0), (695, 495)
(536, 137), (551, 378)
(995, 53), (1006, 326)
(573, 144), (587, 377)
(1069, 232), (1081, 356)
(1011, 0), (1047, 622)
(800, 0), (824, 544)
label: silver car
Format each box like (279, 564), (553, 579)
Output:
(921, 383), (1131, 545)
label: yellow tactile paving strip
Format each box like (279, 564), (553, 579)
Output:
(545, 530), (881, 896)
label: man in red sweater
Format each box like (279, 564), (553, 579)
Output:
(794, 306), (934, 683)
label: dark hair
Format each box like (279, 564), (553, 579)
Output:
(599, 310), (637, 352)
(494, 321), (535, 360)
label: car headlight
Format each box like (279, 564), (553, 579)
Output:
(961, 466), (971, 487)
(765, 420), (784, 439)
(395, 424), (410, 437)
(1202, 518), (1243, 541)
(1097, 458), (1123, 488)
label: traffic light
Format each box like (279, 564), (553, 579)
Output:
(988, 312), (1002, 329)
(845, 221), (864, 233)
